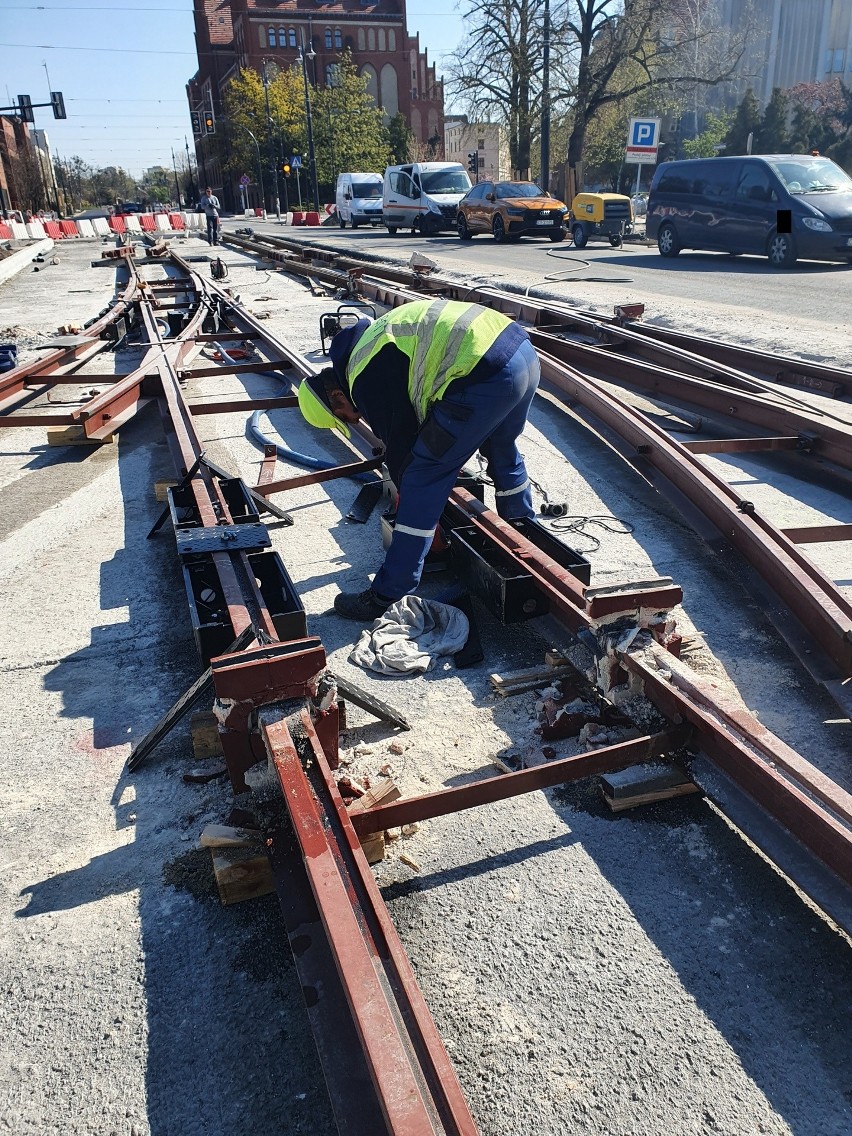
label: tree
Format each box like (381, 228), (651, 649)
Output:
(788, 79), (851, 153)
(724, 88), (760, 155)
(445, 0), (565, 174)
(682, 109), (734, 158)
(754, 87), (789, 153)
(387, 113), (413, 164)
(563, 0), (748, 178)
(313, 53), (391, 184)
(140, 165), (174, 205)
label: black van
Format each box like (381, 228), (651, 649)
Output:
(646, 155), (852, 267)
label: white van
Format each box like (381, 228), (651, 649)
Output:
(382, 162), (472, 235)
(336, 172), (383, 228)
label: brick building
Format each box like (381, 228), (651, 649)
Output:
(0, 116), (45, 217)
(444, 117), (510, 182)
(187, 0), (444, 206)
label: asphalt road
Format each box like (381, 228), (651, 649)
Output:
(241, 219), (852, 352)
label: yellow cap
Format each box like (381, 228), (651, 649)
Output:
(297, 374), (351, 438)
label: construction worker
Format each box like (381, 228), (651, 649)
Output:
(198, 186), (220, 246)
(297, 299), (539, 620)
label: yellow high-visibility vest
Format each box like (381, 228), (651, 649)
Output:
(346, 299), (513, 423)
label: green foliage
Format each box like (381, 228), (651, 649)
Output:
(754, 87), (789, 153)
(313, 53), (391, 182)
(219, 54), (389, 205)
(724, 89), (761, 156)
(139, 165), (174, 204)
(387, 113), (414, 163)
(682, 110), (734, 159)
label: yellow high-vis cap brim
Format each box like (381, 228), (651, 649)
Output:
(297, 374), (351, 438)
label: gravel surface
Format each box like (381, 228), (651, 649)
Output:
(0, 235), (850, 1136)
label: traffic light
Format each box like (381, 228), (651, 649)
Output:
(203, 111), (215, 135)
(190, 111), (201, 137)
(50, 91), (66, 120)
(467, 151), (478, 180)
(17, 95), (34, 124)
(281, 161), (290, 176)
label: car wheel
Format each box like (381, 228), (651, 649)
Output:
(609, 233), (622, 248)
(767, 231), (796, 268)
(657, 222), (680, 258)
(420, 215), (440, 237)
(351, 219), (360, 229)
(571, 224), (587, 248)
(457, 214), (473, 241)
(492, 214), (507, 243)
(549, 228), (566, 243)
(338, 216), (346, 229)
(387, 226), (398, 235)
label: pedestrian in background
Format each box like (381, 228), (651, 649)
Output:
(198, 186), (220, 246)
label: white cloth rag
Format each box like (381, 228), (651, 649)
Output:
(349, 595), (470, 675)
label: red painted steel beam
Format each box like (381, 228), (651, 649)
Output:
(350, 727), (689, 837)
(260, 708), (480, 1136)
(782, 524), (852, 544)
(681, 436), (800, 454)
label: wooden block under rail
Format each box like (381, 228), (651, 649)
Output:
(211, 846), (274, 905)
(349, 779), (401, 864)
(191, 710), (222, 759)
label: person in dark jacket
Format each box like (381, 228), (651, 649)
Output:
(297, 299), (540, 621)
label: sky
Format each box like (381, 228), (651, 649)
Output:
(0, 1), (465, 177)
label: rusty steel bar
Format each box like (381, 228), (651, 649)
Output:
(188, 394), (299, 415)
(350, 727), (689, 837)
(261, 708), (480, 1136)
(681, 436), (801, 454)
(782, 524), (852, 544)
(254, 456), (384, 497)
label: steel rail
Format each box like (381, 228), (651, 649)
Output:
(0, 268), (142, 418)
(260, 706), (480, 1136)
(221, 229), (852, 404)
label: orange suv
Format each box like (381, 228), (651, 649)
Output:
(456, 180), (568, 243)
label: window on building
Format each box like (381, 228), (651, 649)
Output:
(388, 29), (396, 50)
(334, 27), (342, 48)
(357, 28), (365, 49)
(278, 27), (287, 47)
(368, 28), (376, 50)
(477, 138), (484, 149)
(378, 29), (386, 51)
(258, 26), (267, 48)
(268, 27), (276, 47)
(479, 156), (485, 168)
(825, 49), (834, 72)
(833, 49), (845, 72)
(325, 27), (333, 48)
(326, 64), (339, 86)
(289, 28), (297, 47)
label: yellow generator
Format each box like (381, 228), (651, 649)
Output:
(569, 192), (634, 248)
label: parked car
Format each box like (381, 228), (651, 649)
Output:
(336, 172), (383, 228)
(115, 202), (144, 216)
(456, 180), (568, 243)
(383, 162), (471, 235)
(569, 192), (633, 247)
(646, 154), (852, 267)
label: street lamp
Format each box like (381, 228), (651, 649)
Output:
(297, 31), (321, 211)
(261, 59), (281, 219)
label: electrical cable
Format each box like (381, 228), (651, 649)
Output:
(523, 247), (635, 296)
(247, 410), (377, 482)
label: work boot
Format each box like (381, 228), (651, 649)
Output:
(333, 587), (394, 621)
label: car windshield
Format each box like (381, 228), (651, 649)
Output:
(767, 158), (852, 194)
(495, 182), (544, 198)
(420, 169), (471, 194)
(352, 182), (381, 199)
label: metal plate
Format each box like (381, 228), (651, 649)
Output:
(175, 523), (271, 556)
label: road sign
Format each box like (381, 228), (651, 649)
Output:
(291, 155), (302, 169)
(625, 117), (661, 164)
(239, 174), (250, 186)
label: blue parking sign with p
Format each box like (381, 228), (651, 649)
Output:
(627, 118), (660, 150)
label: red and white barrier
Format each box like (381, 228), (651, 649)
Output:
(76, 219), (95, 238)
(139, 215), (156, 232)
(155, 213), (171, 232)
(0, 222), (12, 240)
(92, 218), (111, 236)
(125, 215), (142, 233)
(8, 221), (28, 240)
(108, 216), (127, 234)
(169, 213), (185, 230)
(60, 220), (79, 238)
(43, 221), (64, 239)
(26, 222), (47, 239)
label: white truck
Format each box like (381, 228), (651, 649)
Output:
(382, 162), (472, 236)
(335, 172), (383, 228)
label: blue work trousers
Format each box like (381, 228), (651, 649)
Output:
(373, 338), (540, 600)
(206, 214), (219, 245)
